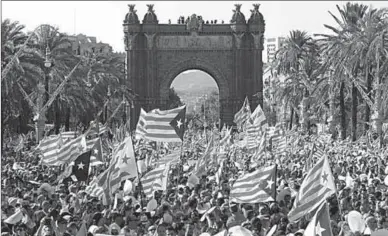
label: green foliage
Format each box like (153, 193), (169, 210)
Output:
(167, 87), (183, 109)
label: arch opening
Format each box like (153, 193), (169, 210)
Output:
(170, 69), (220, 127)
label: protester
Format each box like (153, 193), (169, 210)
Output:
(1, 121), (387, 236)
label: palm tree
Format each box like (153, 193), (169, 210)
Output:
(316, 3), (369, 141)
(27, 25), (77, 133)
(362, 8), (388, 145)
(274, 30), (320, 132)
(317, 3), (388, 142)
(1, 19), (44, 147)
(74, 51), (136, 128)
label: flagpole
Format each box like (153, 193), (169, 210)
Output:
(274, 164), (278, 202)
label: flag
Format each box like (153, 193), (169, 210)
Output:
(4, 210), (23, 224)
(248, 104), (268, 131)
(36, 135), (63, 161)
(135, 108), (148, 139)
(40, 135), (98, 166)
(141, 164), (171, 199)
(194, 135), (215, 177)
(219, 126), (232, 148)
(108, 136), (138, 194)
(246, 121), (261, 151)
(273, 136), (287, 155)
(234, 96), (251, 130)
(288, 155), (336, 222)
(89, 138), (104, 166)
(230, 165), (277, 203)
(86, 121), (107, 138)
(153, 150), (180, 167)
(71, 151), (92, 182)
(85, 136), (138, 201)
(303, 202), (333, 236)
(250, 132), (266, 168)
(143, 105), (186, 143)
(60, 131), (77, 143)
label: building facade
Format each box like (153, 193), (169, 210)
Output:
(265, 37), (285, 63)
(68, 34), (113, 56)
(123, 4), (266, 127)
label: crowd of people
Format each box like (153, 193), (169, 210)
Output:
(1, 125), (388, 236)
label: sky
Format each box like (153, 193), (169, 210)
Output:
(3, 1), (388, 55)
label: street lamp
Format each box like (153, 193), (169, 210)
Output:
(44, 46), (52, 68)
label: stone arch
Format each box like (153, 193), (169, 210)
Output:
(159, 58), (230, 102)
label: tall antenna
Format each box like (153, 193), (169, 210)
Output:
(73, 8), (76, 35)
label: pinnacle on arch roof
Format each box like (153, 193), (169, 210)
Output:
(143, 4), (158, 24)
(230, 4), (246, 24)
(248, 4), (264, 24)
(124, 4), (140, 24)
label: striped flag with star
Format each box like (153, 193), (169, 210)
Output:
(143, 105), (186, 143)
(303, 201), (333, 236)
(85, 136), (138, 203)
(230, 165), (277, 203)
(89, 138), (104, 166)
(234, 96), (251, 130)
(288, 155), (336, 222)
(71, 151), (92, 182)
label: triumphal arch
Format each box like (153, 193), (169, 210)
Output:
(123, 4), (265, 127)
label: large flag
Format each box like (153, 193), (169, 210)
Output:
(40, 135), (84, 166)
(234, 96), (251, 130)
(303, 202), (333, 236)
(288, 155), (336, 222)
(142, 105), (186, 143)
(41, 135), (100, 166)
(85, 136), (138, 201)
(36, 135), (63, 161)
(108, 136), (138, 194)
(230, 165), (277, 203)
(71, 151), (92, 182)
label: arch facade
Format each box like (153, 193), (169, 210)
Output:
(123, 4), (265, 127)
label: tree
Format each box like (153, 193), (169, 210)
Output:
(27, 25), (77, 134)
(66, 52), (132, 129)
(167, 87), (183, 109)
(1, 19), (43, 147)
(274, 30), (321, 132)
(317, 3), (388, 142)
